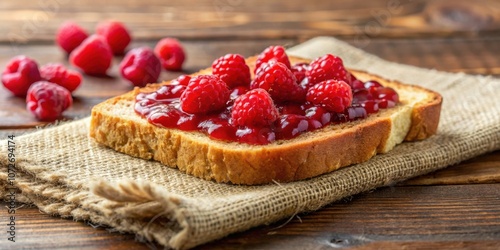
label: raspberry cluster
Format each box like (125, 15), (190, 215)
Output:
(1, 56), (78, 121)
(135, 46), (400, 145)
(60, 21), (186, 85)
(2, 20), (187, 122)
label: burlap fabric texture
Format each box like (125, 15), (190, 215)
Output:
(1, 37), (499, 249)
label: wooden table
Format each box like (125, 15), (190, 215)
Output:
(1, 0), (499, 249)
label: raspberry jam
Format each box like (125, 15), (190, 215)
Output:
(134, 67), (399, 145)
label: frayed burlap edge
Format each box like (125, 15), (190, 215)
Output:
(0, 164), (191, 248)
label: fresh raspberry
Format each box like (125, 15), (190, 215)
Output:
(154, 38), (186, 71)
(231, 88), (279, 127)
(180, 75), (230, 114)
(306, 79), (353, 113)
(56, 21), (89, 54)
(1, 56), (42, 97)
(40, 63), (82, 92)
(254, 45), (291, 73)
(306, 54), (348, 85)
(250, 61), (305, 103)
(69, 35), (113, 75)
(96, 20), (131, 55)
(119, 47), (162, 87)
(212, 54), (250, 88)
(170, 75), (191, 86)
(26, 81), (72, 121)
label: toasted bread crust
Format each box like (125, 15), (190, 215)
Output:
(89, 56), (442, 185)
(405, 92), (442, 141)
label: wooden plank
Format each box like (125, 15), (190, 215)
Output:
(2, 184), (499, 249)
(1, 204), (150, 249)
(1, 0), (500, 43)
(403, 151), (500, 185)
(352, 241), (500, 250)
(351, 36), (500, 76)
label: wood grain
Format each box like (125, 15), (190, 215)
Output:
(0, 0), (500, 43)
(0, 204), (151, 249)
(404, 151), (500, 185)
(2, 184), (499, 249)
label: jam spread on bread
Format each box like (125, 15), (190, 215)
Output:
(134, 47), (399, 145)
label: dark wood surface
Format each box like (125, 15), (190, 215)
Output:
(1, 0), (499, 249)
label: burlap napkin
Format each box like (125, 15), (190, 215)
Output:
(1, 37), (499, 249)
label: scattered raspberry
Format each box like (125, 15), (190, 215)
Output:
(212, 54), (250, 88)
(180, 75), (230, 114)
(56, 21), (89, 54)
(96, 20), (131, 55)
(306, 54), (349, 85)
(40, 63), (82, 92)
(306, 80), (353, 113)
(231, 88), (279, 127)
(154, 38), (186, 71)
(250, 61), (305, 103)
(254, 45), (291, 73)
(26, 81), (72, 121)
(119, 47), (162, 87)
(170, 75), (191, 86)
(69, 35), (113, 75)
(1, 56), (42, 97)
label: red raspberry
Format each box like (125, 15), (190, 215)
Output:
(96, 20), (131, 55)
(254, 45), (291, 73)
(180, 75), (229, 114)
(26, 81), (72, 121)
(306, 80), (353, 113)
(212, 54), (250, 88)
(1, 56), (42, 97)
(306, 54), (348, 85)
(231, 88), (279, 127)
(170, 75), (191, 86)
(69, 35), (113, 75)
(119, 47), (162, 87)
(56, 21), (89, 54)
(250, 61), (305, 103)
(154, 38), (186, 71)
(40, 63), (82, 92)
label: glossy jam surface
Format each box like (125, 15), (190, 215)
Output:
(135, 69), (399, 145)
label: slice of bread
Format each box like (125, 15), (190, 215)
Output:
(89, 56), (442, 185)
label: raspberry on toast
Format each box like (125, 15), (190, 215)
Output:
(89, 55), (442, 185)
